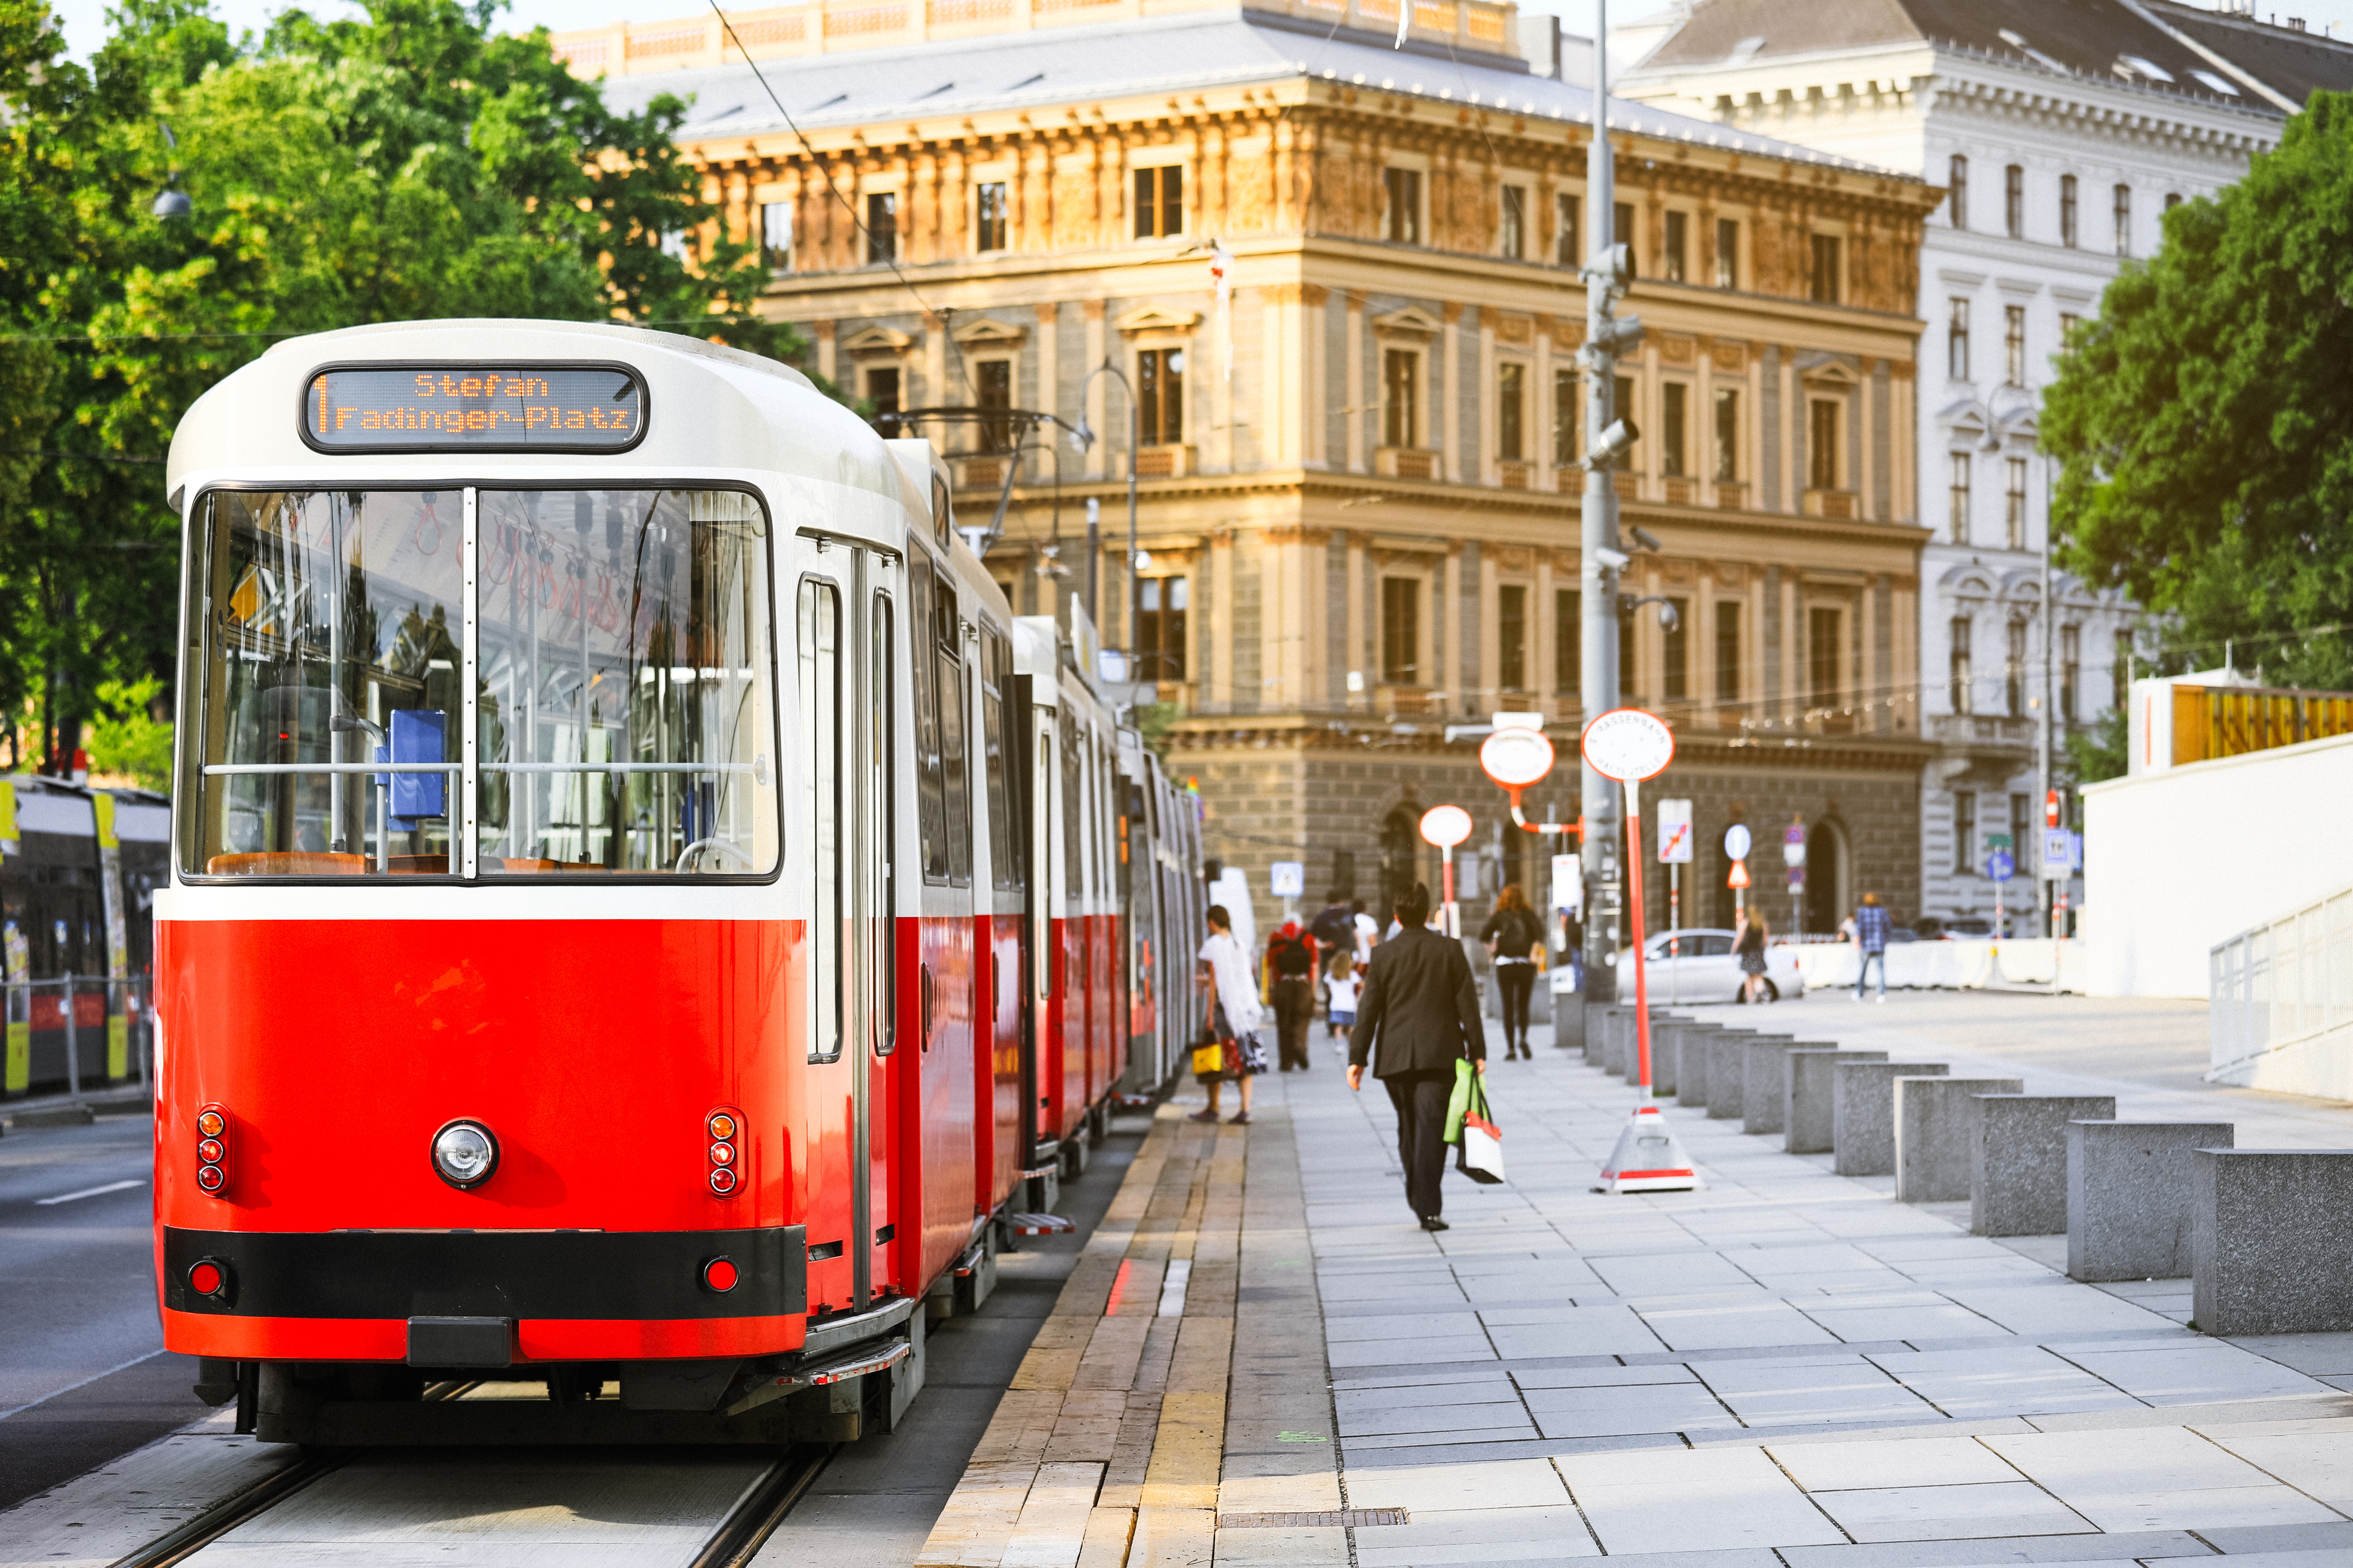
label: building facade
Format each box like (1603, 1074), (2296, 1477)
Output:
(565, 0), (1943, 937)
(1621, 0), (2353, 932)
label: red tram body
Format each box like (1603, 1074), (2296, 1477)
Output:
(153, 323), (1201, 1441)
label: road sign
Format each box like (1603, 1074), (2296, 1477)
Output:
(1270, 861), (1305, 898)
(1580, 708), (1675, 782)
(1728, 860), (1750, 890)
(1984, 832), (2013, 850)
(1987, 849), (2015, 882)
(2041, 828), (2072, 881)
(1781, 821), (1805, 867)
(1657, 798), (1693, 863)
(1480, 727), (1556, 789)
(1786, 866), (1805, 891)
(2045, 788), (2062, 829)
(1419, 804), (1473, 848)
(1723, 824), (1752, 861)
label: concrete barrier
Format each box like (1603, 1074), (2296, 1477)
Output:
(1740, 1038), (1831, 1136)
(1600, 1005), (1667, 1077)
(1784, 1049), (1890, 1153)
(2191, 1149), (2353, 1334)
(2067, 1120), (2234, 1281)
(1663, 1021), (1726, 1107)
(1895, 1078), (2025, 1202)
(1645, 1016), (1690, 1095)
(1832, 1062), (1951, 1176)
(1967, 1094), (2117, 1235)
(1705, 1030), (1763, 1120)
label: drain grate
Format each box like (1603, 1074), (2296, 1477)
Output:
(1218, 1509), (1408, 1529)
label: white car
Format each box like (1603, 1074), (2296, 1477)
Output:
(1611, 927), (1808, 1004)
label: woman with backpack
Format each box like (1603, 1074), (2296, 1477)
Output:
(1480, 883), (1545, 1060)
(1264, 919), (1319, 1072)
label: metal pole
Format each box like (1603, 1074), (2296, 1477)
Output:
(1623, 776), (1651, 1099)
(2038, 466), (2053, 938)
(1580, 0), (1621, 1011)
(63, 973), (80, 1106)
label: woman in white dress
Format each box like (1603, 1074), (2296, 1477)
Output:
(1195, 904), (1267, 1124)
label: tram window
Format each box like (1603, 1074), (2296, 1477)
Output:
(940, 647), (971, 887)
(872, 591), (897, 1055)
(981, 628), (1018, 893)
(908, 552), (947, 882)
(801, 578), (842, 1063)
(1060, 710), (1082, 899)
(182, 487), (778, 879)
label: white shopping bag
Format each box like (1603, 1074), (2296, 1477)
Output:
(1456, 1108), (1505, 1185)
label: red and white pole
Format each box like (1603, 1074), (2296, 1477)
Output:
(1624, 776), (1652, 1101)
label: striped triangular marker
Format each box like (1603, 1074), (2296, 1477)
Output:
(1597, 1104), (1702, 1193)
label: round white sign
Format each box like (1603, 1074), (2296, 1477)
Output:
(1580, 708), (1675, 783)
(1723, 824), (1752, 861)
(1419, 804), (1475, 848)
(1479, 728), (1556, 790)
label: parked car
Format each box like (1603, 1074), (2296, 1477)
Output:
(1612, 927), (1809, 1003)
(1886, 925), (1921, 943)
(1941, 916), (1994, 938)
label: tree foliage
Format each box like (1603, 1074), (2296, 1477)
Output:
(0, 0), (809, 776)
(2043, 91), (2353, 691)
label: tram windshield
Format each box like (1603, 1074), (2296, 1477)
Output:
(182, 487), (777, 879)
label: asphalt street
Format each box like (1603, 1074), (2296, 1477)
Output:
(0, 1110), (205, 1510)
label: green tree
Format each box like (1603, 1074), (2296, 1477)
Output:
(2044, 91), (2353, 693)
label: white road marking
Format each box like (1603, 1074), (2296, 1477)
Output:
(0, 1347), (167, 1422)
(33, 1177), (146, 1206)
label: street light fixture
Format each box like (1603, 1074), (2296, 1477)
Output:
(1071, 359), (1141, 654)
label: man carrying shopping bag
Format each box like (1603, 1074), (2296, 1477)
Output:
(1347, 883), (1487, 1231)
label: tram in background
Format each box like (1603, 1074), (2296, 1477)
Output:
(155, 319), (1202, 1444)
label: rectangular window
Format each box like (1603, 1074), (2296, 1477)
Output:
(1715, 601), (1741, 703)
(1949, 453), (1971, 543)
(1555, 588), (1580, 692)
(2059, 311), (2080, 345)
(2115, 628), (2135, 692)
(1949, 616), (1973, 714)
(182, 488), (780, 880)
(866, 191), (898, 263)
(1663, 597), (1689, 701)
(1620, 605), (1636, 699)
(2060, 173), (2078, 247)
(2005, 164), (2024, 238)
(2113, 183), (2132, 257)
(1613, 375), (1635, 469)
(866, 366), (902, 422)
(1613, 201), (1637, 275)
(1713, 388), (1739, 481)
(1384, 167), (1421, 244)
(1555, 191), (1580, 266)
(761, 200), (793, 270)
(1954, 790), (1976, 873)
(1139, 347), (1184, 445)
(1808, 398), (1839, 492)
(1553, 368), (1578, 467)
(1810, 234), (1840, 304)
(982, 628), (1018, 892)
(1498, 584), (1527, 691)
(1714, 217), (1739, 287)
(1500, 184), (1526, 260)
(2009, 793), (2031, 869)
(2166, 192), (2183, 211)
(2061, 623), (2080, 720)
(1134, 165), (1183, 239)
(938, 623), (971, 889)
(1135, 576), (1189, 681)
(802, 578), (841, 1058)
(1380, 577), (1420, 684)
(2004, 305), (2026, 386)
(908, 552), (946, 879)
(2006, 619), (2028, 716)
(976, 359), (1013, 451)
(1807, 606), (1840, 706)
(1663, 210), (1688, 283)
(1384, 349), (1420, 448)
(1498, 363), (1525, 462)
(2006, 457), (2028, 549)
(1949, 298), (1970, 380)
(1949, 154), (1968, 229)
(976, 181), (1009, 252)
(1661, 382), (1687, 478)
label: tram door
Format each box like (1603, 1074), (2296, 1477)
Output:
(1028, 699), (1060, 1152)
(799, 545), (896, 1315)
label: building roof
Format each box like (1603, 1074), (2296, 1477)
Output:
(1634, 0), (2344, 115)
(595, 5), (1896, 173)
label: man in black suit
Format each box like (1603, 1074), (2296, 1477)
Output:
(1346, 883), (1487, 1231)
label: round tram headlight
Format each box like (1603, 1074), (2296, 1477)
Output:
(708, 1166), (739, 1195)
(430, 1120), (499, 1189)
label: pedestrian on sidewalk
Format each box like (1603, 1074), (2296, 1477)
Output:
(1480, 883), (1545, 1060)
(1352, 899), (1379, 965)
(1325, 948), (1361, 1059)
(1854, 892), (1891, 1003)
(1346, 882), (1487, 1231)
(1310, 892), (1356, 957)
(1265, 918), (1319, 1072)
(1195, 904), (1267, 1124)
(1736, 909), (1771, 1004)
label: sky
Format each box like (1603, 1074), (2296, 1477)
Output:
(35, 0), (2353, 67)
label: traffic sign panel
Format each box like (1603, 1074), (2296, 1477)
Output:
(1987, 849), (2014, 882)
(1723, 824), (1752, 861)
(1728, 860), (1750, 889)
(1580, 708), (1675, 782)
(1657, 798), (1693, 863)
(2041, 828), (2072, 881)
(1419, 804), (1473, 848)
(1271, 861), (1305, 898)
(1480, 726), (1556, 789)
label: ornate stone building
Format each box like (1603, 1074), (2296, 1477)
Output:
(567, 0), (1946, 935)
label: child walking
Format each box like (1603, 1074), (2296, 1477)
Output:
(1325, 949), (1362, 1060)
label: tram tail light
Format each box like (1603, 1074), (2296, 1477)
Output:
(707, 1107), (742, 1198)
(702, 1257), (739, 1292)
(187, 1258), (230, 1298)
(195, 1103), (231, 1199)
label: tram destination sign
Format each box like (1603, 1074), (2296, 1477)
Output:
(300, 362), (648, 454)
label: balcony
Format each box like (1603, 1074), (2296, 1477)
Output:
(1612, 470), (1640, 501)
(959, 454), (1006, 489)
(1804, 488), (1858, 520)
(1714, 480), (1748, 510)
(1498, 460), (1532, 491)
(1380, 684), (1439, 718)
(1376, 447), (1436, 481)
(1135, 443), (1193, 479)
(1930, 712), (2035, 748)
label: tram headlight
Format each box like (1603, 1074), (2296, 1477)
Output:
(430, 1119), (500, 1189)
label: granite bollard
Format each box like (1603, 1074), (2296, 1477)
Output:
(1895, 1078), (2025, 1202)
(1784, 1049), (1889, 1153)
(1832, 1062), (1950, 1176)
(1967, 1094), (2116, 1235)
(2191, 1149), (2353, 1334)
(1705, 1029), (1762, 1120)
(1741, 1038), (1831, 1136)
(1665, 1021), (1726, 1108)
(2067, 1120), (2234, 1281)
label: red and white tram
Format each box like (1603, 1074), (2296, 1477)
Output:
(154, 320), (1201, 1442)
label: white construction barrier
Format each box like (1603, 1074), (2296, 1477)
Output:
(1788, 938), (2094, 994)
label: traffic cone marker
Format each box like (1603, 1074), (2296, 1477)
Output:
(1597, 1103), (1701, 1194)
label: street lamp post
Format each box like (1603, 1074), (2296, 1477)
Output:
(1072, 360), (1141, 641)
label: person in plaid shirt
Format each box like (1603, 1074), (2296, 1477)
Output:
(1854, 893), (1891, 1003)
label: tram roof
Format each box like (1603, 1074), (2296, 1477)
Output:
(167, 318), (918, 520)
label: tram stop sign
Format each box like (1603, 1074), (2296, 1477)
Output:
(1419, 804), (1474, 848)
(1580, 708), (1675, 783)
(1480, 726), (1555, 790)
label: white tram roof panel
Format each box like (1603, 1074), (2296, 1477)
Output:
(167, 319), (923, 528)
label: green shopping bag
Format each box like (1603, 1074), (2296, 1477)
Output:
(1444, 1057), (1476, 1143)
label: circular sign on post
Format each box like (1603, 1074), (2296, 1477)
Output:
(1419, 804), (1474, 848)
(1480, 728), (1556, 790)
(1579, 708), (1675, 783)
(1723, 824), (1753, 861)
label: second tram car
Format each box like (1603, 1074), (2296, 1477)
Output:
(155, 320), (1201, 1442)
